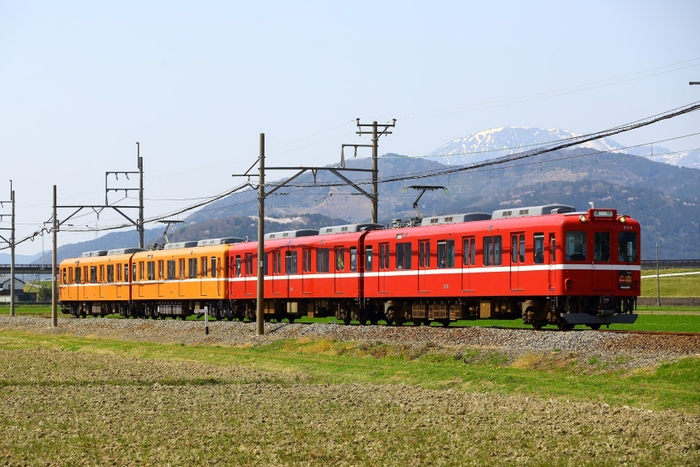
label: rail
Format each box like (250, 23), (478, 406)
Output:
(640, 259), (700, 269)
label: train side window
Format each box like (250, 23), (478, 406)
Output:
(437, 240), (454, 268)
(594, 232), (611, 262)
(116, 264), (122, 282)
(565, 231), (587, 261)
(107, 265), (114, 283)
(365, 246), (373, 272)
(158, 260), (164, 279)
(549, 234), (556, 263)
(484, 236), (502, 266)
(286, 251), (297, 274)
(335, 247), (345, 271)
(139, 262), (145, 281)
(245, 253), (253, 275)
(188, 258), (198, 278)
(90, 266), (97, 283)
(167, 260), (176, 280)
(618, 232), (638, 262)
(235, 255), (242, 277)
(147, 261), (155, 281)
(419, 241), (430, 268)
(519, 235), (525, 263)
(534, 234), (544, 264)
(396, 242), (411, 270)
(511, 234), (525, 264)
(350, 247), (357, 272)
(179, 259), (185, 279)
(264, 253), (270, 275)
(201, 257), (209, 277)
(302, 249), (311, 273)
(211, 257), (217, 278)
(463, 237), (475, 266)
(272, 251), (281, 274)
(379, 244), (390, 270)
(75, 266), (81, 284)
(316, 248), (329, 273)
(62, 268), (67, 284)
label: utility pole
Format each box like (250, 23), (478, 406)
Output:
(105, 144), (145, 248)
(138, 143), (144, 249)
(256, 134), (265, 336)
(52, 185), (58, 327)
(656, 243), (661, 307)
(356, 119), (396, 223)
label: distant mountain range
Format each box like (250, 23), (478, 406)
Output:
(427, 126), (700, 169)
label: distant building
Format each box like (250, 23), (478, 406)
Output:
(0, 277), (32, 303)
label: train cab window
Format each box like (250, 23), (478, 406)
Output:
(211, 257), (217, 278)
(463, 237), (475, 266)
(107, 265), (115, 283)
(534, 234), (544, 264)
(167, 260), (176, 280)
(285, 251), (297, 274)
(75, 267), (81, 284)
(419, 241), (430, 268)
(147, 261), (156, 281)
(188, 258), (198, 278)
(618, 232), (638, 262)
(437, 240), (454, 268)
(61, 268), (67, 285)
(350, 247), (357, 272)
(565, 231), (587, 261)
(396, 242), (411, 270)
(594, 232), (611, 262)
(483, 236), (502, 266)
(201, 257), (209, 277)
(90, 266), (97, 284)
(235, 255), (242, 277)
(316, 248), (329, 273)
(365, 246), (373, 272)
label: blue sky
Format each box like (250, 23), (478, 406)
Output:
(1, 1), (699, 255)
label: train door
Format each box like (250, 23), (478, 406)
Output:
(114, 263), (124, 299)
(285, 250), (296, 296)
(99, 265), (105, 299)
(418, 240), (430, 293)
(271, 251), (282, 296)
(378, 243), (389, 293)
(548, 234), (557, 290)
(462, 236), (475, 291)
(510, 233), (525, 291)
(592, 230), (613, 291)
(200, 256), (208, 297)
(302, 249), (312, 295)
(244, 253), (254, 297)
(334, 247), (345, 294)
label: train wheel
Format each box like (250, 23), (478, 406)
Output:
(532, 321), (544, 330)
(557, 322), (574, 331)
(588, 324), (601, 330)
(440, 319), (450, 327)
(181, 315), (187, 321)
(288, 317), (295, 324)
(227, 315), (234, 321)
(412, 320), (421, 326)
(343, 317), (351, 325)
(370, 319), (378, 326)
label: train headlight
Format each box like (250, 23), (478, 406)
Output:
(579, 215), (587, 223)
(619, 215), (627, 223)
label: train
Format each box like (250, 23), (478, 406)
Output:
(59, 203), (640, 329)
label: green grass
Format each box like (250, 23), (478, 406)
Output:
(0, 330), (698, 413)
(640, 268), (700, 298)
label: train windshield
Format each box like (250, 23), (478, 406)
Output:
(618, 232), (638, 262)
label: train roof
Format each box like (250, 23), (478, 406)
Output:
(264, 229), (319, 241)
(81, 250), (108, 258)
(420, 212), (491, 226)
(319, 223), (384, 235)
(106, 248), (144, 256)
(196, 237), (244, 247)
(163, 241), (198, 250)
(491, 204), (575, 219)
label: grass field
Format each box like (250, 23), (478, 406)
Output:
(0, 330), (699, 465)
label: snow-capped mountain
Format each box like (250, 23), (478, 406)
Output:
(427, 126), (700, 169)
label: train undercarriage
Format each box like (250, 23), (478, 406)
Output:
(62, 294), (637, 330)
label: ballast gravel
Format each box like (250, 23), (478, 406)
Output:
(1, 316), (698, 369)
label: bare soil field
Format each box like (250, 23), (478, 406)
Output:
(1, 316), (699, 466)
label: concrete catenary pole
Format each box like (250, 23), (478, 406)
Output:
(256, 134), (265, 336)
(10, 183), (15, 317)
